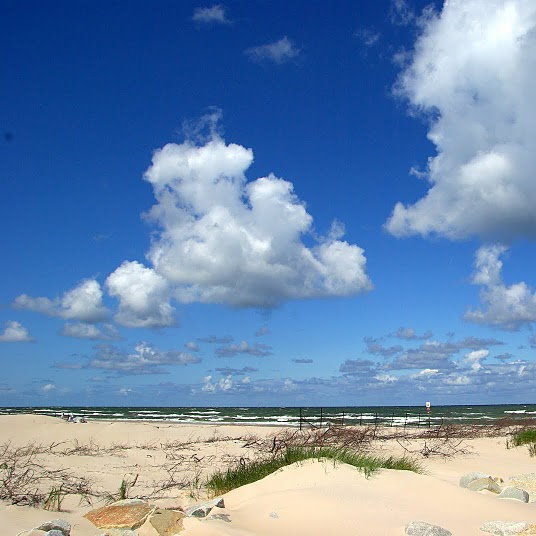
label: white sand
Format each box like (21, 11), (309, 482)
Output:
(1, 414), (535, 535)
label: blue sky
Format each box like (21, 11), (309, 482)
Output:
(2, 0), (536, 406)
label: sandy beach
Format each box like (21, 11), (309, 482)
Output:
(1, 414), (536, 535)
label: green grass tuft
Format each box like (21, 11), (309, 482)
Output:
(510, 429), (536, 447)
(206, 446), (421, 495)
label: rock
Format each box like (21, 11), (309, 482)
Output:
(405, 521), (452, 535)
(467, 477), (502, 493)
(84, 503), (154, 529)
(498, 486), (530, 502)
(36, 519), (71, 535)
(45, 532), (66, 536)
(508, 474), (536, 502)
(184, 498), (225, 518)
(148, 508), (185, 536)
(460, 472), (490, 488)
(480, 521), (530, 535)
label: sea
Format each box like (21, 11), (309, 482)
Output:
(1, 404), (536, 427)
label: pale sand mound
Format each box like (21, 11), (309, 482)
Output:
(184, 459), (536, 536)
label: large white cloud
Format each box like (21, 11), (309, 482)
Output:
(386, 0), (536, 241)
(465, 244), (536, 330)
(143, 135), (371, 307)
(14, 279), (108, 323)
(106, 261), (175, 328)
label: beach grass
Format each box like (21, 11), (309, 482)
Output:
(510, 429), (536, 447)
(206, 446), (422, 495)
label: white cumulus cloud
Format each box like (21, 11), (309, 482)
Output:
(106, 261), (175, 328)
(0, 321), (33, 342)
(386, 0), (536, 241)
(142, 133), (371, 307)
(14, 279), (108, 323)
(465, 244), (536, 330)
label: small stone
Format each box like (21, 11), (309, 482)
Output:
(480, 521), (530, 535)
(184, 498), (225, 518)
(460, 472), (490, 488)
(148, 508), (185, 536)
(36, 519), (71, 535)
(45, 531), (65, 536)
(405, 521), (452, 535)
(467, 477), (502, 493)
(498, 487), (530, 503)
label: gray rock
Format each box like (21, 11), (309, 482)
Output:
(36, 519), (71, 535)
(45, 532), (66, 536)
(184, 497), (225, 518)
(460, 472), (490, 488)
(498, 486), (530, 502)
(467, 477), (502, 493)
(405, 521), (452, 535)
(480, 521), (530, 535)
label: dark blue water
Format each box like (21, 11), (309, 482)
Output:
(1, 404), (535, 426)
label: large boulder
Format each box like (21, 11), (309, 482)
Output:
(467, 477), (502, 493)
(498, 486), (530, 503)
(36, 519), (71, 536)
(406, 521), (452, 535)
(84, 502), (154, 530)
(480, 521), (530, 535)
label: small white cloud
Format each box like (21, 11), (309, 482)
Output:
(119, 387), (132, 396)
(465, 245), (536, 330)
(106, 261), (175, 328)
(389, 0), (415, 25)
(374, 374), (398, 383)
(0, 321), (32, 342)
(443, 375), (471, 386)
(464, 348), (489, 372)
(14, 279), (108, 323)
(192, 4), (229, 24)
(355, 28), (380, 47)
(61, 322), (119, 341)
(245, 36), (300, 64)
(185, 341), (200, 352)
(42, 383), (56, 393)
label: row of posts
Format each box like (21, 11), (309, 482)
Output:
(298, 408), (437, 430)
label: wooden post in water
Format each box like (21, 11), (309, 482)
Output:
(404, 412), (407, 429)
(391, 412), (394, 427)
(342, 412), (345, 427)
